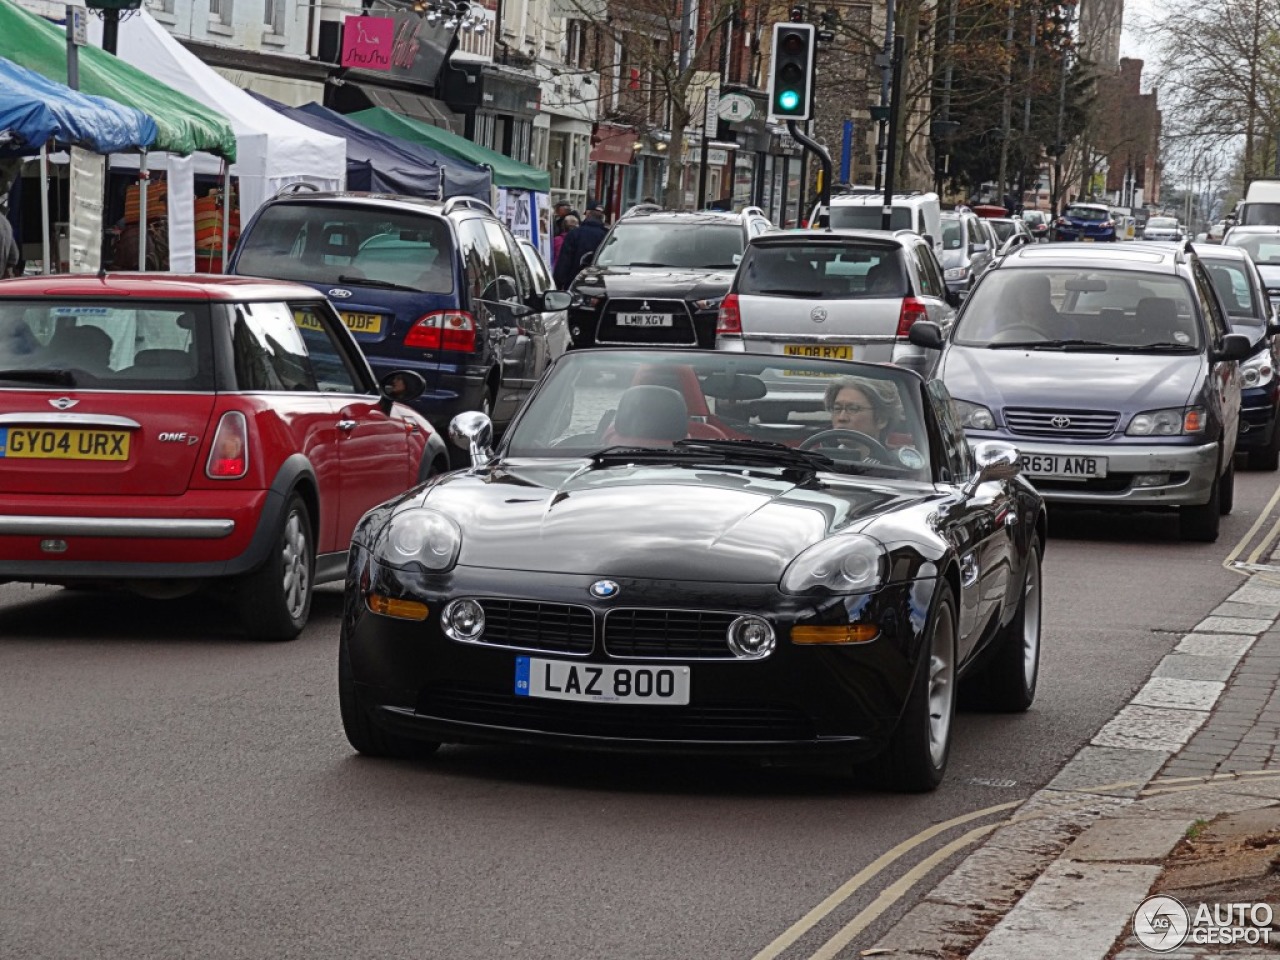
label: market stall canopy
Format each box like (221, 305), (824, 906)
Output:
(351, 106), (550, 193)
(0, 56), (157, 156)
(255, 99), (491, 201)
(88, 10), (344, 221)
(0, 0), (235, 159)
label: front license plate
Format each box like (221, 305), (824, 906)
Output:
(783, 343), (854, 360)
(617, 313), (673, 327)
(340, 311), (383, 334)
(1021, 454), (1106, 479)
(0, 427), (130, 461)
(515, 657), (691, 705)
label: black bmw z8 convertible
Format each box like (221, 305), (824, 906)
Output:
(339, 348), (1047, 791)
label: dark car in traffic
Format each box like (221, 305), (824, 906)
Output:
(1052, 203), (1117, 242)
(908, 243), (1251, 541)
(564, 207), (775, 349)
(338, 348), (1047, 792)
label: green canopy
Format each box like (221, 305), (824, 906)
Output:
(0, 0), (236, 159)
(352, 107), (549, 193)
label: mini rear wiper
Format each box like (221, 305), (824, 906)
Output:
(0, 368), (75, 385)
(336, 275), (419, 293)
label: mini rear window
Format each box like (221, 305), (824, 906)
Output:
(0, 300), (213, 391)
(235, 202), (455, 294)
(738, 243), (907, 299)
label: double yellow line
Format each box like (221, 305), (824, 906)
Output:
(1223, 482), (1280, 575)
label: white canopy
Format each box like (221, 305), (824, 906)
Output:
(89, 10), (346, 270)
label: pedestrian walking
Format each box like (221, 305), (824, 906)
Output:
(552, 200), (573, 237)
(552, 214), (579, 269)
(554, 202), (607, 290)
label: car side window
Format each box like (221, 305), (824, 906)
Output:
(926, 380), (973, 482)
(290, 303), (364, 394)
(231, 301), (317, 392)
(520, 243), (552, 294)
(1192, 263), (1230, 343)
(483, 221), (521, 294)
(496, 223), (536, 301)
(456, 219), (498, 306)
(912, 244), (943, 298)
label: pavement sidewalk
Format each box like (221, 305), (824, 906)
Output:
(869, 576), (1280, 959)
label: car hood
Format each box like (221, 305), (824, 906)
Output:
(574, 266), (736, 300)
(408, 461), (929, 582)
(940, 345), (1202, 413)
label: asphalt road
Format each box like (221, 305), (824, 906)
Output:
(0, 473), (1271, 960)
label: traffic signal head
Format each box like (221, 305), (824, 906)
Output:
(767, 22), (815, 122)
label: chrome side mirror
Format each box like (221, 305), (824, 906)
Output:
(449, 411), (494, 468)
(962, 440), (1021, 498)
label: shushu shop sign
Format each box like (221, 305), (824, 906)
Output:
(341, 16), (394, 71)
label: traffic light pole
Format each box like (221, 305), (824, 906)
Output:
(786, 120), (832, 226)
(880, 34), (905, 231)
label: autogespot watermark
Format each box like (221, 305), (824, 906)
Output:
(1133, 895), (1275, 952)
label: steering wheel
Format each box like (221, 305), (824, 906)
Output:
(991, 324), (1048, 341)
(800, 429), (890, 461)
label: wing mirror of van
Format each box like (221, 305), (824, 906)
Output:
(1215, 332), (1253, 363)
(970, 242), (989, 255)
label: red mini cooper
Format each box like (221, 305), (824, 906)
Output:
(0, 275), (447, 640)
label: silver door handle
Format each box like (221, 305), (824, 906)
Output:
(337, 419), (357, 432)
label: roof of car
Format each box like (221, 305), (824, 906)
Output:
(999, 244), (1183, 273)
(750, 228), (914, 246)
(265, 191), (446, 211)
(1224, 225), (1280, 236)
(1191, 243), (1250, 261)
(1064, 202), (1112, 211)
(0, 274), (329, 302)
(831, 192), (939, 206)
(615, 210), (753, 226)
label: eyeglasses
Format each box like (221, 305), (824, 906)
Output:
(831, 403), (872, 415)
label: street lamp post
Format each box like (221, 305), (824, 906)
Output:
(84, 0), (143, 55)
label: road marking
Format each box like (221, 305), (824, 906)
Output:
(1224, 481), (1280, 578)
(748, 799), (1022, 960)
(1247, 510), (1280, 565)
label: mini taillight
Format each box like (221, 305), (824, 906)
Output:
(895, 297), (930, 338)
(403, 311), (477, 352)
(206, 411), (248, 480)
(717, 294), (743, 336)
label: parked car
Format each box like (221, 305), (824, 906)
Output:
(714, 228), (958, 377)
(1196, 242), (1280, 470)
(1142, 216), (1183, 242)
(1052, 203), (1117, 242)
(1019, 209), (1052, 243)
(939, 210), (993, 294)
(908, 243), (1250, 541)
(229, 192), (572, 437)
(0, 273), (446, 639)
(812, 192), (944, 256)
(562, 206), (775, 350)
(339, 347), (1047, 792)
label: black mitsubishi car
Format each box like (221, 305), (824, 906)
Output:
(565, 207), (776, 349)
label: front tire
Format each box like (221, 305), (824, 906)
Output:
(971, 536), (1042, 712)
(876, 587), (957, 792)
(1180, 461), (1222, 542)
(339, 633), (441, 759)
(235, 494), (314, 641)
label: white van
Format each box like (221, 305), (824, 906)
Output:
(1237, 180), (1280, 226)
(810, 192), (943, 256)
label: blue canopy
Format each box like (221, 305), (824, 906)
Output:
(0, 56), (157, 156)
(255, 98), (491, 201)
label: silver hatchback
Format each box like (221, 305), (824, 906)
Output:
(715, 229), (959, 377)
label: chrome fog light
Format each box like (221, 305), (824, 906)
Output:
(442, 598), (485, 641)
(727, 616), (776, 659)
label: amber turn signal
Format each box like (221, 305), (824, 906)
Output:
(791, 624), (880, 645)
(367, 594), (430, 621)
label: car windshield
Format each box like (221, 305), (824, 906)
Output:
(503, 350), (934, 481)
(1148, 218), (1178, 229)
(1022, 211), (1046, 225)
(737, 242), (907, 298)
(233, 202), (455, 293)
(954, 268), (1202, 350)
(1225, 233), (1280, 265)
(594, 223), (744, 269)
(1064, 206), (1109, 222)
(989, 220), (1017, 242)
(830, 205), (913, 231)
(0, 300), (214, 389)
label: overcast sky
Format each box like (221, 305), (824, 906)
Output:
(1118, 0), (1160, 71)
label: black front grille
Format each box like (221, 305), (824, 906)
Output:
(1004, 407), (1119, 439)
(599, 298), (698, 345)
(418, 683), (816, 741)
(604, 609), (740, 659)
(473, 599), (595, 655)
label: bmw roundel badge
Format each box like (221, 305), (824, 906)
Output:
(589, 580), (620, 599)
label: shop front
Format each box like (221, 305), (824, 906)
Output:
(588, 122), (635, 218)
(537, 61), (597, 215)
(440, 62), (541, 168)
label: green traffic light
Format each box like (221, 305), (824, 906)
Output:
(778, 90), (800, 111)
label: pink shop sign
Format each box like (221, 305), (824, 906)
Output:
(341, 16), (394, 71)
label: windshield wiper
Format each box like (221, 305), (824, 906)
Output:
(0, 368), (75, 385)
(1124, 341), (1199, 353)
(336, 275), (419, 293)
(588, 440), (836, 477)
(1025, 339), (1121, 350)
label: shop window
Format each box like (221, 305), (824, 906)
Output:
(264, 0), (286, 34)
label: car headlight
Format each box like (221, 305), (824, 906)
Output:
(1241, 351), (1274, 388)
(781, 534), (887, 595)
(1126, 406), (1205, 436)
(954, 399), (996, 431)
(375, 508), (461, 572)
(693, 296), (724, 311)
(571, 290), (604, 309)
(944, 267), (968, 281)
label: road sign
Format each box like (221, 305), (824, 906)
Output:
(717, 93), (756, 123)
(703, 81), (720, 132)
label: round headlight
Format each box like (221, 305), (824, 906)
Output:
(1243, 365), (1261, 387)
(727, 616), (776, 660)
(378, 509), (461, 572)
(442, 598), (485, 641)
